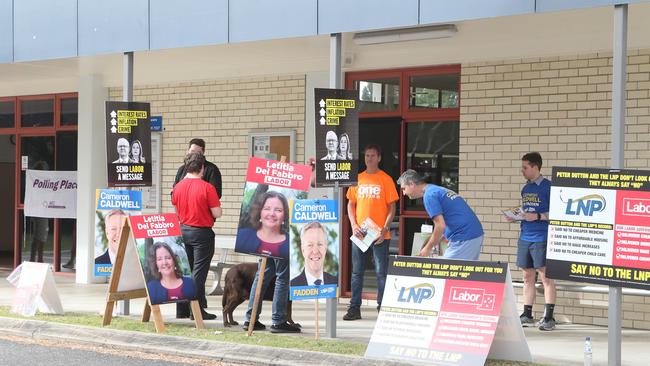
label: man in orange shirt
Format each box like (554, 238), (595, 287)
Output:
(344, 144), (399, 321)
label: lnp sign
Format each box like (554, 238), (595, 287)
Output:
(105, 101), (152, 187)
(366, 256), (530, 366)
(546, 167), (650, 289)
(314, 88), (359, 187)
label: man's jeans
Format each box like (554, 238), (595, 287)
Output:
(245, 257), (289, 325)
(350, 240), (389, 309)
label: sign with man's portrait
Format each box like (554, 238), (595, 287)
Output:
(289, 199), (339, 300)
(94, 189), (142, 277)
(105, 101), (152, 187)
(314, 88), (359, 187)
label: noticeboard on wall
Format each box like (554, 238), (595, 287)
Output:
(249, 131), (295, 163)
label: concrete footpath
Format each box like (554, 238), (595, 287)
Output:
(1, 271), (649, 366)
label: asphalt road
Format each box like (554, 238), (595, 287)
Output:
(0, 334), (246, 366)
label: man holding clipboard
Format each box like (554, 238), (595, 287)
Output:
(344, 144), (398, 321)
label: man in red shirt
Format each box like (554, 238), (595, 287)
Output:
(172, 152), (222, 320)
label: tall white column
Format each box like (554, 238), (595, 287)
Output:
(76, 75), (108, 284)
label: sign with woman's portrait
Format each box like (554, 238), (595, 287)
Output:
(234, 157), (311, 260)
(129, 213), (197, 305)
(314, 88), (359, 187)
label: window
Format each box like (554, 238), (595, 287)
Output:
(0, 100), (14, 128)
(20, 99), (54, 127)
(354, 77), (400, 113)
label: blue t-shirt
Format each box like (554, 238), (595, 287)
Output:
(423, 185), (484, 242)
(520, 177), (551, 242)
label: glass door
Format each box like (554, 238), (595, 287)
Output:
(19, 135), (55, 265)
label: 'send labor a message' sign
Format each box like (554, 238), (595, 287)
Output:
(366, 256), (507, 366)
(546, 167), (650, 289)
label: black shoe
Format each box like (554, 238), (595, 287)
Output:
(343, 307), (361, 321)
(242, 320), (266, 331)
(176, 313), (190, 319)
(191, 309), (217, 320)
(62, 260), (75, 269)
(270, 322), (301, 333)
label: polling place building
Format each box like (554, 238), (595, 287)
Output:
(0, 0), (650, 329)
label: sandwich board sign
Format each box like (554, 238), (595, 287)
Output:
(365, 256), (531, 365)
(9, 262), (63, 317)
(101, 213), (204, 332)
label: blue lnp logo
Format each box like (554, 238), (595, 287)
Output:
(396, 282), (435, 304)
(563, 193), (606, 216)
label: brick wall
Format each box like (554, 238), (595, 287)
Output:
(110, 74), (306, 263)
(460, 50), (650, 328)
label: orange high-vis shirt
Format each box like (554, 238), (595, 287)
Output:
(346, 170), (399, 239)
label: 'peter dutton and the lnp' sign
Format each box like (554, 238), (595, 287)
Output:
(546, 167), (650, 290)
(366, 256), (532, 366)
(234, 157), (312, 260)
(289, 199), (339, 300)
(314, 88), (359, 187)
(105, 101), (152, 187)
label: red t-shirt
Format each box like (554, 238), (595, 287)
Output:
(172, 178), (220, 227)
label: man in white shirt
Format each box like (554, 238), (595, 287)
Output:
(112, 138), (131, 163)
(320, 131), (338, 160)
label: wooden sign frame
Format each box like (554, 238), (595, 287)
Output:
(102, 217), (205, 332)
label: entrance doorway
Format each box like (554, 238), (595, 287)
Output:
(341, 65), (461, 301)
(0, 94), (78, 272)
(0, 134), (16, 271)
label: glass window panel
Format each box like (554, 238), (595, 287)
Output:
(21, 99), (54, 127)
(0, 101), (15, 128)
(56, 131), (78, 170)
(409, 74), (459, 110)
(20, 214), (54, 265)
(404, 121), (459, 210)
(20, 136), (55, 204)
(354, 77), (400, 113)
(60, 98), (78, 126)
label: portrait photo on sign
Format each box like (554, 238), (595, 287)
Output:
(234, 183), (307, 259)
(289, 221), (339, 287)
(135, 236), (196, 305)
(94, 209), (132, 266)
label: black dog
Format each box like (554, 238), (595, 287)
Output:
(222, 262), (297, 328)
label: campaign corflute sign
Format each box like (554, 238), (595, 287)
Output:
(105, 101), (152, 187)
(546, 167), (650, 290)
(314, 88), (359, 187)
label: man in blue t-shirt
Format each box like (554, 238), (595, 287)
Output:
(507, 152), (556, 331)
(398, 170), (484, 260)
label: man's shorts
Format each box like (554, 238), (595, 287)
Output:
(443, 235), (483, 260)
(517, 239), (547, 269)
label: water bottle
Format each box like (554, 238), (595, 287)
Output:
(583, 336), (592, 366)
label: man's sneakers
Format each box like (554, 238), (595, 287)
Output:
(520, 313), (535, 327)
(242, 320), (266, 331)
(270, 322), (301, 333)
(343, 307), (361, 321)
(537, 317), (556, 331)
